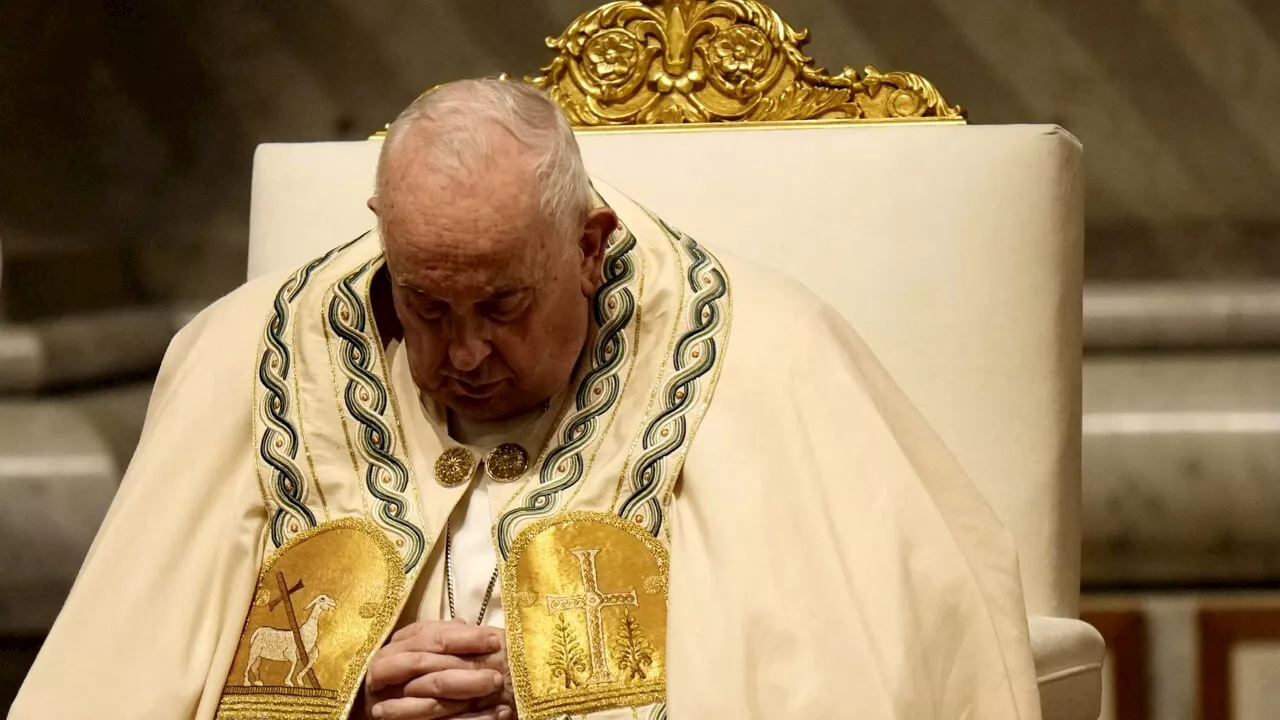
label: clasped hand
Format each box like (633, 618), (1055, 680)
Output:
(364, 619), (515, 720)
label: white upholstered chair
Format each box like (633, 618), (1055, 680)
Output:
(249, 123), (1102, 720)
(246, 4), (1104, 718)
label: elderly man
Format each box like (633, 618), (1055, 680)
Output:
(12, 79), (1040, 720)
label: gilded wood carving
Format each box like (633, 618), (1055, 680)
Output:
(528, 0), (965, 125)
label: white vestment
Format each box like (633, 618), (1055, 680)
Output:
(11, 185), (1041, 720)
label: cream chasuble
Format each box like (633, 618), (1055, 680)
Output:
(11, 184), (1042, 720)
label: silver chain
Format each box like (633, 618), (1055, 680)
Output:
(444, 520), (499, 626)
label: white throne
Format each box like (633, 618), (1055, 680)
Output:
(246, 3), (1104, 717)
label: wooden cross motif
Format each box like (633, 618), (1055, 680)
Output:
(546, 548), (638, 684)
(270, 571), (321, 689)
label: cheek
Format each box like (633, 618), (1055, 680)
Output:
(401, 321), (447, 382)
(487, 324), (538, 377)
(512, 290), (588, 380)
(487, 311), (571, 382)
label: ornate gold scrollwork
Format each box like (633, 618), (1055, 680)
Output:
(528, 0), (964, 125)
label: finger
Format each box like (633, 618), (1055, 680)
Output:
(422, 624), (503, 656)
(453, 689), (504, 711)
(388, 617), (473, 644)
(366, 652), (476, 693)
(390, 623), (503, 657)
(477, 649), (508, 674)
(450, 706), (514, 720)
(389, 620), (431, 643)
(371, 696), (512, 720)
(370, 696), (469, 720)
(378, 628), (501, 665)
(401, 668), (506, 700)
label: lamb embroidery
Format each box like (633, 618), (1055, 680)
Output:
(243, 570), (337, 688)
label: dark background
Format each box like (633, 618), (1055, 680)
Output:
(4, 1), (1280, 716)
(4, 0), (1280, 323)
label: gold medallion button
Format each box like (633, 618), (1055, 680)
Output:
(484, 443), (529, 483)
(434, 447), (477, 488)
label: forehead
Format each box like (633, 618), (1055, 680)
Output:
(380, 160), (553, 298)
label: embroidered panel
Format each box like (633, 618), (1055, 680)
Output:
(617, 216), (731, 536)
(216, 518), (405, 720)
(502, 512), (668, 720)
(256, 236), (363, 547)
(495, 221), (643, 558)
(325, 258), (427, 573)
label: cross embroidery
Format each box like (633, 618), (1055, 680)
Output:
(269, 571), (321, 689)
(545, 548), (638, 684)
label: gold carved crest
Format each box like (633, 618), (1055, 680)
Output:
(502, 511), (669, 719)
(529, 0), (964, 125)
(216, 518), (407, 720)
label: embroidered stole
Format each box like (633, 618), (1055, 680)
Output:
(215, 186), (732, 720)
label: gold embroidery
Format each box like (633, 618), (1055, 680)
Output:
(244, 572), (332, 688)
(503, 512), (667, 720)
(289, 277), (331, 522)
(611, 610), (655, 681)
(642, 575), (667, 595)
(548, 615), (589, 689)
(216, 518), (406, 720)
(546, 547), (640, 685)
(321, 292), (372, 519)
(360, 264), (432, 564)
(609, 215), (689, 515)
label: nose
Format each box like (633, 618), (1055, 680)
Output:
(447, 315), (492, 372)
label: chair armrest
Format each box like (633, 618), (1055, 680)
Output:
(1029, 615), (1105, 720)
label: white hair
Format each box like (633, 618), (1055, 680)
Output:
(376, 77), (593, 241)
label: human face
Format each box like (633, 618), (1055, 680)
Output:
(372, 144), (615, 421)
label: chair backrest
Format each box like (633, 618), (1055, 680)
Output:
(247, 1), (1084, 620)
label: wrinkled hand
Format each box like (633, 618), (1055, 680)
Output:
(364, 619), (516, 720)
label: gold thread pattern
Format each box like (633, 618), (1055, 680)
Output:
(215, 518), (407, 720)
(549, 615), (590, 689)
(255, 235), (365, 548)
(326, 258), (428, 571)
(358, 261), (433, 569)
(617, 210), (732, 534)
(611, 610), (656, 680)
(288, 271), (332, 524)
(502, 512), (668, 720)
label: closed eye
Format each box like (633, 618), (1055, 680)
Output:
(483, 303), (528, 323)
(480, 293), (532, 323)
(413, 298), (449, 321)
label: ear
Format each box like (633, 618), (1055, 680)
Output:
(367, 195), (380, 216)
(577, 208), (618, 296)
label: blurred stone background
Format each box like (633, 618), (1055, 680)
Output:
(5, 0), (1280, 314)
(3, 0), (1280, 717)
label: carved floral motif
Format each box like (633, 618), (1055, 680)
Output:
(708, 25), (770, 83)
(586, 29), (642, 84)
(528, 0), (965, 125)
